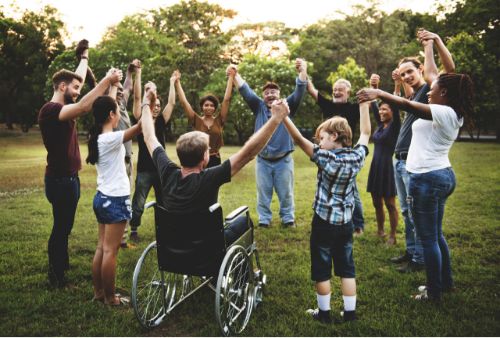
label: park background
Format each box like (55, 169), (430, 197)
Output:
(0, 0), (499, 336)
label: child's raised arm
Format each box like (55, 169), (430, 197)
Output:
(283, 117), (314, 158)
(356, 101), (371, 147)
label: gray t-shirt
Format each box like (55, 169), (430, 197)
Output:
(394, 83), (430, 155)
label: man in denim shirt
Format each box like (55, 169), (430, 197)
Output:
(229, 59), (308, 228)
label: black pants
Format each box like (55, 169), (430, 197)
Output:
(45, 175), (80, 281)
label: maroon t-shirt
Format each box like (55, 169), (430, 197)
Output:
(38, 102), (81, 177)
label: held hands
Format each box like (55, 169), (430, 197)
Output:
(128, 59), (141, 73)
(226, 64), (238, 77)
(370, 74), (380, 89)
(143, 88), (157, 110)
(295, 58), (307, 74)
(356, 88), (380, 103)
(270, 99), (290, 121)
(417, 29), (438, 47)
(106, 68), (123, 85)
(392, 68), (402, 85)
(171, 70), (180, 83)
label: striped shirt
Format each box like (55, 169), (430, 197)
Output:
(311, 144), (369, 225)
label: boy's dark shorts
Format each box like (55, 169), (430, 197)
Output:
(310, 213), (355, 282)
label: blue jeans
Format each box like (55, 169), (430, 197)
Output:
(352, 181), (365, 230)
(130, 171), (160, 229)
(45, 175), (80, 280)
(255, 154), (294, 224)
(394, 159), (424, 264)
(408, 168), (456, 299)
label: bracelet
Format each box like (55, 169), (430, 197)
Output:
(80, 56), (88, 60)
(141, 103), (150, 109)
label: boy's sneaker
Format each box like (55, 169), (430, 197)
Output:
(130, 232), (140, 242)
(306, 308), (332, 324)
(340, 310), (358, 322)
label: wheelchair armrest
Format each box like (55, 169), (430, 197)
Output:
(209, 203), (221, 213)
(145, 201), (156, 209)
(225, 206), (248, 222)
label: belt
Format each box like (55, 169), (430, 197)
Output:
(395, 152), (408, 160)
(259, 151), (292, 162)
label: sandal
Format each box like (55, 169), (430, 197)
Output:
(105, 293), (130, 307)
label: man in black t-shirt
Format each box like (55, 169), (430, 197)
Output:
(306, 78), (365, 235)
(129, 69), (176, 241)
(140, 89), (290, 242)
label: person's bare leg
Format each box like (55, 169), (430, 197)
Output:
(102, 221), (126, 304)
(92, 223), (105, 300)
(385, 197), (399, 245)
(371, 194), (386, 237)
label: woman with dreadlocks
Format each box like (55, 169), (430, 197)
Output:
(86, 91), (142, 306)
(357, 29), (473, 302)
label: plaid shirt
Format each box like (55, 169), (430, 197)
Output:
(311, 144), (369, 226)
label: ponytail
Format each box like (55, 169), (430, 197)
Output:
(86, 96), (118, 165)
(437, 73), (474, 128)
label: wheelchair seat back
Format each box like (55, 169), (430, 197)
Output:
(154, 204), (225, 277)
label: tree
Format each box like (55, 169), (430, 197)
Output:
(0, 6), (65, 131)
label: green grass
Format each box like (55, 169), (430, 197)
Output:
(0, 129), (499, 336)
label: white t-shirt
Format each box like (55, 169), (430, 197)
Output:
(406, 104), (463, 174)
(96, 131), (130, 196)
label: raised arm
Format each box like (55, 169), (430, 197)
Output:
(418, 29), (455, 85)
(174, 72), (197, 122)
(141, 90), (161, 157)
(74, 39), (89, 84)
(132, 66), (142, 120)
(229, 65), (262, 113)
(357, 101), (371, 147)
(123, 120), (142, 143)
(307, 79), (319, 102)
(283, 117), (314, 158)
(58, 69), (122, 121)
(122, 60), (140, 104)
(160, 71), (178, 124)
(357, 88), (432, 120)
(229, 100), (289, 176)
(108, 84), (118, 100)
(287, 59), (308, 116)
(219, 70), (235, 124)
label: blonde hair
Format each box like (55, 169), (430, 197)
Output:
(315, 117), (352, 147)
(176, 131), (209, 167)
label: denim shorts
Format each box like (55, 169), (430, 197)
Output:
(310, 213), (355, 281)
(93, 191), (132, 224)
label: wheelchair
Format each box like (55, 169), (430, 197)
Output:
(131, 201), (267, 336)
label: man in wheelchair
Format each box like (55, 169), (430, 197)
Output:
(140, 89), (290, 243)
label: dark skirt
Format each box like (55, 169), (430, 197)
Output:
(367, 153), (397, 197)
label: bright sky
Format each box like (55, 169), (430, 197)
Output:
(3, 0), (440, 46)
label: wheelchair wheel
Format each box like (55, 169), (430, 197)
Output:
(215, 245), (254, 336)
(131, 241), (165, 329)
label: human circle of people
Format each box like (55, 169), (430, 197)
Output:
(38, 28), (473, 322)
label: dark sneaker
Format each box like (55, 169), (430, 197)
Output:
(258, 223), (269, 228)
(120, 242), (137, 249)
(397, 261), (425, 273)
(283, 221), (296, 228)
(341, 310), (358, 322)
(390, 251), (412, 264)
(306, 308), (332, 324)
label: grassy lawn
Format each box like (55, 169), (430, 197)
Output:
(0, 129), (499, 336)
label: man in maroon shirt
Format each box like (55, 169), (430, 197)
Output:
(39, 45), (122, 288)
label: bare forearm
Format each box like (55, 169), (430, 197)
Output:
(307, 80), (319, 101)
(123, 123), (141, 142)
(357, 103), (371, 146)
(141, 106), (160, 156)
(175, 81), (195, 119)
(435, 37), (455, 73)
(122, 71), (133, 102)
(283, 117), (313, 157)
(74, 59), (88, 84)
(220, 76), (233, 122)
(133, 70), (142, 120)
(234, 74), (245, 88)
(424, 43), (438, 84)
(108, 85), (118, 100)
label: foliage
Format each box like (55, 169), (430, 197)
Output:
(446, 32), (498, 137)
(0, 5), (65, 131)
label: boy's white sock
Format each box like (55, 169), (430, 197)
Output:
(343, 295), (356, 311)
(316, 293), (331, 311)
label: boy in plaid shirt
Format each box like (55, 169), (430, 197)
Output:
(283, 101), (371, 323)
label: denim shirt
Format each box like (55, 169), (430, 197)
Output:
(239, 77), (307, 158)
